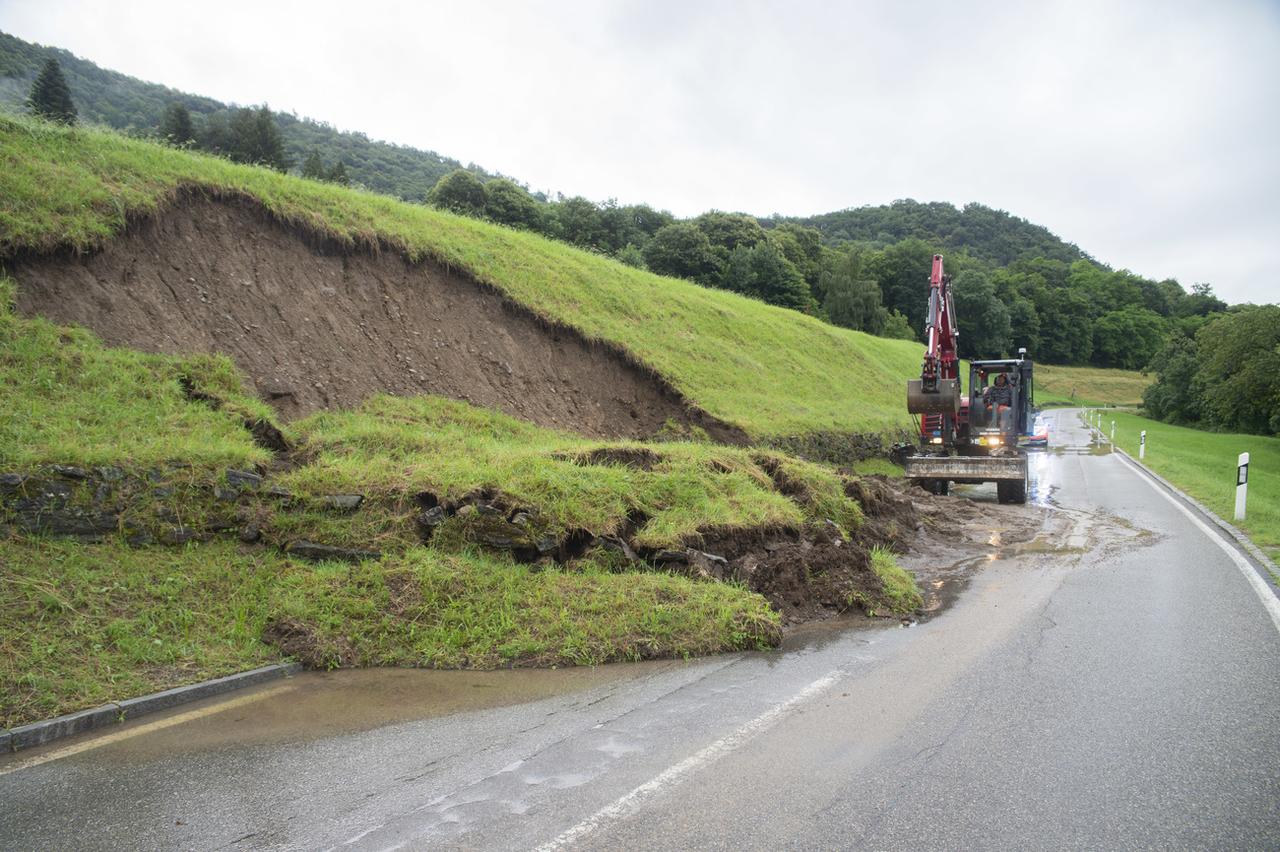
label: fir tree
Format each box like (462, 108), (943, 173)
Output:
(326, 161), (349, 185)
(158, 102), (195, 145)
(27, 58), (77, 124)
(301, 150), (325, 180)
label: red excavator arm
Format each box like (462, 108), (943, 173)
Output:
(906, 254), (963, 443)
(921, 254), (959, 387)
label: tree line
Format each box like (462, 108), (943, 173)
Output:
(1143, 305), (1279, 436)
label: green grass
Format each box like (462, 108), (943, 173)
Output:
(0, 537), (778, 728)
(0, 115), (927, 439)
(869, 546), (924, 614)
(1037, 364), (1151, 408)
(0, 285), (272, 470)
(1107, 411), (1280, 560)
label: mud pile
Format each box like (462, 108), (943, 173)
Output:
(12, 195), (741, 441)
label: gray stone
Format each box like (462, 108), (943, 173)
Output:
(50, 464), (89, 480)
(322, 494), (364, 511)
(95, 466), (125, 483)
(17, 508), (118, 540)
(652, 549), (690, 564)
(418, 506), (448, 528)
(265, 485), (293, 500)
(225, 469), (263, 491)
(214, 486), (240, 502)
(161, 526), (199, 545)
(238, 525), (261, 543)
(286, 541), (381, 562)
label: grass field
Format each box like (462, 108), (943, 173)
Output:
(1037, 364), (1151, 408)
(1105, 411), (1279, 560)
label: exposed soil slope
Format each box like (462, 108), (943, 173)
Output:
(13, 197), (740, 441)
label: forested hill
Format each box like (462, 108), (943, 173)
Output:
(779, 200), (1089, 267)
(0, 30), (488, 201)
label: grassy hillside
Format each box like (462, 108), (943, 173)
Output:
(1107, 411), (1279, 561)
(1036, 364), (1151, 408)
(0, 115), (926, 439)
(0, 30), (482, 202)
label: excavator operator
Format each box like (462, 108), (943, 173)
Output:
(984, 373), (1013, 429)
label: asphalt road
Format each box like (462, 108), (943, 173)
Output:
(3, 409), (1278, 850)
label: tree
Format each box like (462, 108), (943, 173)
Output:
(1143, 334), (1201, 424)
(27, 58), (77, 124)
(1192, 306), (1280, 434)
(226, 105), (289, 171)
(427, 168), (487, 216)
(693, 211), (767, 264)
(643, 223), (718, 284)
(158, 102), (194, 145)
(484, 179), (542, 231)
(881, 310), (917, 340)
(616, 243), (646, 269)
(554, 196), (609, 249)
(862, 238), (935, 326)
(742, 242), (812, 311)
(301, 150), (326, 180)
(951, 269), (1011, 359)
(1091, 305), (1167, 369)
(326, 161), (349, 185)
(1039, 289), (1093, 364)
(819, 250), (887, 333)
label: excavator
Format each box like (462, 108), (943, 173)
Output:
(900, 254), (1031, 504)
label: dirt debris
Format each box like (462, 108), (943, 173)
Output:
(13, 194), (744, 442)
(263, 617), (357, 669)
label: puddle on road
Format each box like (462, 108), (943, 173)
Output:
(3, 663), (675, 766)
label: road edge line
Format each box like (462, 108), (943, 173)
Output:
(532, 670), (841, 851)
(3, 661), (302, 753)
(1111, 447), (1280, 633)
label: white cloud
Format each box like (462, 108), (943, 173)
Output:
(2, 0), (1276, 302)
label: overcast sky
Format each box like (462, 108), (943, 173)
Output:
(3, 0), (1277, 303)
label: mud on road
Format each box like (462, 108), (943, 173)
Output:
(899, 478), (1157, 620)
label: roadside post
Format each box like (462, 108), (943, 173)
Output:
(1140, 430), (1146, 460)
(1110, 421), (1115, 443)
(1235, 452), (1250, 521)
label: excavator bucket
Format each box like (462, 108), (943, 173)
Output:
(906, 379), (961, 415)
(903, 454), (1027, 482)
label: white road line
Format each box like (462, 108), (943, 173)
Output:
(532, 671), (840, 852)
(1115, 452), (1280, 634)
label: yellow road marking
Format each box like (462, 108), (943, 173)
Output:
(0, 683), (295, 777)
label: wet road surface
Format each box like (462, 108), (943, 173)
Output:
(3, 409), (1279, 850)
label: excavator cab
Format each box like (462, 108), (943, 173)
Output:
(965, 352), (1034, 447)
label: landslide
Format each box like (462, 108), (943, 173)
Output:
(0, 116), (926, 445)
(12, 196), (739, 441)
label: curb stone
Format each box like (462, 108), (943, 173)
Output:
(8, 703), (121, 751)
(1111, 445), (1280, 585)
(4, 662), (302, 753)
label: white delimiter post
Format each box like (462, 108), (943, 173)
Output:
(1140, 430), (1147, 460)
(1110, 421), (1115, 443)
(1236, 452), (1250, 521)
